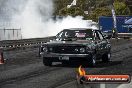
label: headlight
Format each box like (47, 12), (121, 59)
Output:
(86, 45), (95, 53)
(49, 47), (53, 51)
(86, 46), (91, 51)
(80, 48), (85, 53)
(43, 47), (48, 52)
(75, 48), (79, 52)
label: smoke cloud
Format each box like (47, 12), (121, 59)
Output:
(0, 0), (97, 39)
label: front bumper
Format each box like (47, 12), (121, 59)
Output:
(41, 52), (89, 57)
(40, 52), (91, 62)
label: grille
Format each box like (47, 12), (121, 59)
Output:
(48, 45), (85, 54)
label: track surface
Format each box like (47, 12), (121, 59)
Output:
(0, 39), (132, 88)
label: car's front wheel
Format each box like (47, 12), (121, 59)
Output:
(88, 54), (96, 67)
(43, 58), (52, 66)
(102, 52), (111, 63)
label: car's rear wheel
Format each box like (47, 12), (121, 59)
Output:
(43, 58), (52, 66)
(102, 52), (111, 63)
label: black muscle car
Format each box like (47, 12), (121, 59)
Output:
(40, 28), (111, 66)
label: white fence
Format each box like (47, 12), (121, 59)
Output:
(0, 29), (22, 41)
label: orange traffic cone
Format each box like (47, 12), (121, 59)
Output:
(0, 51), (4, 64)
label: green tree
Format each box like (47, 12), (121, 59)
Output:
(59, 6), (84, 17)
(53, 0), (131, 20)
(89, 7), (111, 22)
(114, 1), (130, 15)
(53, 0), (73, 15)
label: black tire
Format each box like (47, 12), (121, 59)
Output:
(102, 52), (111, 63)
(38, 47), (41, 57)
(43, 58), (52, 66)
(89, 54), (96, 67)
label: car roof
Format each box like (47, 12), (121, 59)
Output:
(63, 28), (99, 31)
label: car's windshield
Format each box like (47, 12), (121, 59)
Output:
(56, 29), (94, 40)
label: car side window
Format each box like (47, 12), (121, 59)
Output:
(97, 31), (104, 40)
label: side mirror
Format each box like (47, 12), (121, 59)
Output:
(103, 34), (109, 39)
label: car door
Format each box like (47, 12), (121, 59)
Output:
(94, 30), (103, 58)
(96, 30), (108, 54)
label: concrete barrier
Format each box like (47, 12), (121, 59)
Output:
(0, 36), (55, 51)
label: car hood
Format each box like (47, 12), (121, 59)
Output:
(45, 40), (94, 46)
